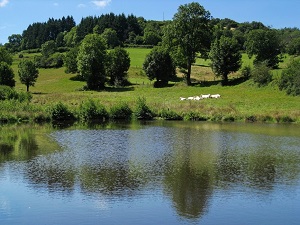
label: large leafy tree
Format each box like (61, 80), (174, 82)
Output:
(106, 47), (130, 86)
(143, 47), (176, 87)
(245, 29), (281, 68)
(77, 34), (107, 90)
(18, 60), (39, 92)
(101, 28), (120, 49)
(209, 36), (242, 85)
(0, 62), (15, 87)
(162, 2), (212, 85)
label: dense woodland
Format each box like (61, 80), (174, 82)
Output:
(2, 13), (300, 55)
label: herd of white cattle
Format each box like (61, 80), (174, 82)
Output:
(180, 94), (221, 101)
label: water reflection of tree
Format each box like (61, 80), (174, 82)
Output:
(163, 128), (216, 220)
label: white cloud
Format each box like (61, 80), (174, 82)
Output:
(77, 3), (86, 8)
(91, 0), (111, 8)
(0, 0), (9, 8)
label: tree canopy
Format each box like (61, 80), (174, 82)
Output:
(77, 34), (107, 90)
(143, 47), (176, 87)
(0, 62), (15, 87)
(162, 2), (212, 85)
(209, 35), (242, 85)
(18, 60), (39, 92)
(245, 29), (281, 68)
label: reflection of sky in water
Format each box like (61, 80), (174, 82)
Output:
(0, 122), (300, 224)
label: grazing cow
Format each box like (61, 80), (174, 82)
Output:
(187, 96), (195, 100)
(201, 94), (210, 99)
(210, 94), (221, 98)
(180, 97), (186, 101)
(194, 96), (202, 101)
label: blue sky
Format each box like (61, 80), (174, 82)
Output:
(1, 0), (300, 44)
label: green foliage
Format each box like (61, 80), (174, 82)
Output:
(162, 2), (212, 85)
(18, 60), (39, 92)
(49, 102), (75, 121)
(0, 62), (15, 87)
(79, 99), (109, 121)
(134, 97), (154, 120)
(34, 53), (64, 68)
(209, 35), (242, 85)
(107, 47), (131, 86)
(245, 29), (281, 68)
(100, 28), (120, 49)
(241, 65), (252, 80)
(286, 37), (300, 55)
(143, 47), (176, 86)
(278, 59), (300, 96)
(0, 47), (13, 65)
(77, 34), (107, 90)
(0, 85), (31, 102)
(159, 109), (182, 120)
(251, 62), (272, 87)
(41, 40), (56, 58)
(110, 102), (133, 120)
(64, 47), (79, 73)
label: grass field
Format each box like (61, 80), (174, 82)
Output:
(6, 48), (300, 123)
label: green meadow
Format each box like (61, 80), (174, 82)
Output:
(5, 48), (300, 123)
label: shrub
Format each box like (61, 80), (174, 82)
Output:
(49, 102), (75, 121)
(0, 85), (18, 100)
(278, 59), (300, 96)
(110, 102), (132, 120)
(251, 62), (272, 87)
(79, 99), (108, 121)
(240, 65), (252, 80)
(159, 109), (182, 120)
(134, 97), (154, 120)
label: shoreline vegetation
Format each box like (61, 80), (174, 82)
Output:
(1, 49), (299, 125)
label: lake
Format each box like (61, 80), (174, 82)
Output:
(0, 121), (300, 225)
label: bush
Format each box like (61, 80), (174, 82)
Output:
(159, 109), (182, 120)
(251, 62), (272, 86)
(241, 65), (252, 80)
(79, 99), (108, 121)
(110, 102), (132, 120)
(134, 97), (154, 120)
(49, 102), (75, 121)
(278, 59), (300, 96)
(0, 86), (31, 102)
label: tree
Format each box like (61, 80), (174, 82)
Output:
(18, 60), (39, 92)
(0, 62), (15, 87)
(77, 34), (107, 90)
(278, 59), (300, 96)
(106, 47), (130, 86)
(162, 2), (212, 85)
(143, 47), (176, 87)
(6, 34), (22, 52)
(64, 47), (79, 74)
(245, 29), (281, 68)
(100, 28), (120, 49)
(41, 40), (56, 58)
(209, 36), (242, 85)
(0, 46), (13, 65)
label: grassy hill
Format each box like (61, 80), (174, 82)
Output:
(6, 48), (300, 123)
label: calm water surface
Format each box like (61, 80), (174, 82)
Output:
(0, 121), (300, 225)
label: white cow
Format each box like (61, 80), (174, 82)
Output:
(187, 96), (194, 100)
(180, 97), (186, 101)
(210, 94), (221, 98)
(194, 96), (202, 101)
(201, 94), (210, 99)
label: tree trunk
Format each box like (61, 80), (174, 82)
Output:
(222, 74), (228, 86)
(26, 85), (29, 92)
(186, 61), (192, 86)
